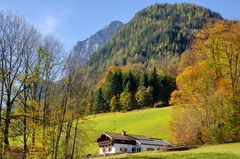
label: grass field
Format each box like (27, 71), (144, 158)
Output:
(82, 107), (172, 154)
(95, 142), (240, 159)
(9, 106), (240, 159)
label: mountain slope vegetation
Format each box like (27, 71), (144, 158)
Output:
(86, 3), (222, 77)
(84, 3), (223, 115)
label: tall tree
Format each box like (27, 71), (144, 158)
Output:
(93, 88), (108, 113)
(148, 67), (160, 103)
(0, 11), (38, 150)
(41, 35), (63, 146)
(139, 73), (148, 88)
(159, 76), (176, 104)
(123, 71), (137, 93)
(105, 70), (123, 102)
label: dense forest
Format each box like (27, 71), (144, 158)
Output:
(89, 66), (175, 114)
(86, 3), (222, 78)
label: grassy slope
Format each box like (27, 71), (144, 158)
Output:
(96, 142), (240, 159)
(83, 107), (172, 154)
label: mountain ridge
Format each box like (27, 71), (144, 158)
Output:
(86, 3), (222, 78)
(66, 20), (123, 66)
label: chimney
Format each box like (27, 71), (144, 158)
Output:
(121, 130), (126, 135)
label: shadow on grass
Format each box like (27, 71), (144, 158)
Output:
(116, 152), (237, 159)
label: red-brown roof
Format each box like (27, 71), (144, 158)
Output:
(97, 132), (148, 142)
(96, 131), (172, 146)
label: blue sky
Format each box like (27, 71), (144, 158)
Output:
(0, 0), (240, 52)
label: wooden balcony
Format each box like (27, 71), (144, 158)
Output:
(99, 140), (113, 147)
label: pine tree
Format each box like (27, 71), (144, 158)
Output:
(114, 70), (123, 94)
(148, 67), (160, 103)
(123, 71), (137, 93)
(105, 71), (114, 102)
(105, 70), (123, 102)
(159, 76), (176, 104)
(93, 88), (108, 113)
(125, 81), (132, 92)
(139, 73), (148, 87)
(145, 86), (154, 107)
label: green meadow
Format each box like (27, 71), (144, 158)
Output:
(9, 107), (172, 156)
(96, 142), (240, 159)
(82, 107), (172, 154)
(9, 106), (240, 159)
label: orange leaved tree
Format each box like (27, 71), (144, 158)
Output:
(170, 20), (240, 144)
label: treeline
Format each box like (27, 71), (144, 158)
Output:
(86, 3), (222, 79)
(89, 67), (175, 114)
(170, 20), (240, 144)
(0, 11), (86, 158)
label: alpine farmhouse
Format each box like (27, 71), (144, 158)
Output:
(96, 131), (171, 154)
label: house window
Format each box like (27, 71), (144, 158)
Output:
(132, 147), (136, 152)
(109, 147), (112, 152)
(120, 147), (127, 153)
(137, 148), (141, 152)
(102, 148), (106, 152)
(147, 148), (154, 151)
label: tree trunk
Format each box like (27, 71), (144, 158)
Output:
(0, 80), (4, 128)
(54, 96), (68, 159)
(71, 118), (79, 159)
(23, 84), (28, 159)
(4, 94), (12, 150)
(64, 119), (73, 159)
(0, 80), (4, 158)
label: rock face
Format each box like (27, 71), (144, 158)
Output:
(67, 21), (123, 66)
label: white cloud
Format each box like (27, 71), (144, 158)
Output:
(41, 16), (60, 34)
(37, 8), (71, 35)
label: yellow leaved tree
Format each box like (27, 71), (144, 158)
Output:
(170, 20), (240, 144)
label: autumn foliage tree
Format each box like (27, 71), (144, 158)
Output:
(110, 96), (120, 112)
(170, 20), (240, 144)
(0, 11), (87, 158)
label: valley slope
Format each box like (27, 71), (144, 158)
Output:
(82, 107), (172, 154)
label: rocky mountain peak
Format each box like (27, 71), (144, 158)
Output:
(66, 21), (123, 66)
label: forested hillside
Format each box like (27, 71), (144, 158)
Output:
(86, 3), (222, 77)
(84, 3), (223, 115)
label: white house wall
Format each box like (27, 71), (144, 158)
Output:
(99, 146), (115, 154)
(140, 144), (160, 152)
(99, 143), (135, 154)
(99, 144), (162, 154)
(114, 143), (135, 153)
